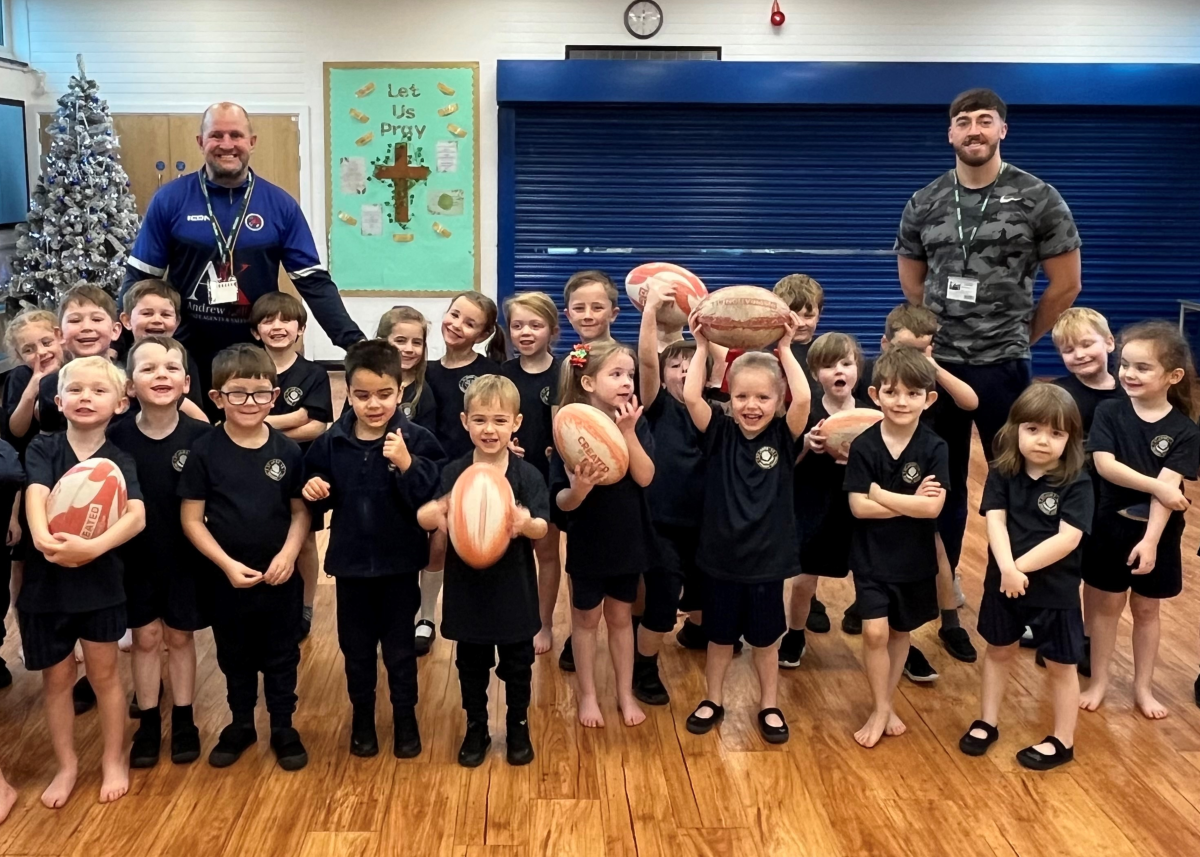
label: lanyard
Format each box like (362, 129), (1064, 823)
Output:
(952, 162), (1005, 266)
(198, 170), (256, 274)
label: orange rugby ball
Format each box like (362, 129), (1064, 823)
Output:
(693, 286), (792, 350)
(448, 463), (516, 569)
(46, 457), (129, 540)
(625, 262), (709, 329)
(822, 408), (883, 459)
(553, 403), (629, 486)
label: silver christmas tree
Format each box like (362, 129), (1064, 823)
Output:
(5, 54), (139, 311)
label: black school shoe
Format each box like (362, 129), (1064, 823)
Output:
(805, 597), (831, 634)
(757, 708), (789, 744)
(938, 627), (978, 663)
(1016, 736), (1074, 771)
(841, 604), (862, 635)
(676, 620), (708, 650)
(171, 722), (201, 765)
(633, 652), (669, 705)
(350, 708), (379, 757)
(685, 700), (725, 735)
(777, 629), (806, 669)
(558, 635), (575, 672)
(209, 723), (257, 768)
(414, 620), (436, 657)
(394, 710), (422, 759)
(458, 720), (491, 768)
(271, 726), (309, 771)
(129, 712), (162, 768)
(959, 720), (999, 756)
(902, 646), (939, 683)
(506, 719), (534, 766)
(73, 675), (96, 715)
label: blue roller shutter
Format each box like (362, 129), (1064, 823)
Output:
(504, 104), (1200, 375)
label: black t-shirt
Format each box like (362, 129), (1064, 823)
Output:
(425, 354), (501, 460)
(549, 416), (658, 579)
(440, 453), (549, 644)
(177, 426), (305, 571)
(1052, 374), (1124, 440)
(1087, 398), (1200, 524)
(645, 391), (705, 527)
(845, 421), (950, 582)
(271, 355), (333, 453)
(980, 467), (1092, 608)
(697, 406), (799, 582)
(108, 415), (212, 575)
(18, 432), (144, 614)
(794, 397), (875, 547)
(501, 357), (560, 482)
(399, 381), (437, 432)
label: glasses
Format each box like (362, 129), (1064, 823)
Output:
(219, 389), (275, 405)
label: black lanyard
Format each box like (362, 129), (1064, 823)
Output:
(198, 170), (256, 274)
(952, 162), (1005, 267)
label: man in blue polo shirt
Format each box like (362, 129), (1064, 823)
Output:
(123, 102), (364, 408)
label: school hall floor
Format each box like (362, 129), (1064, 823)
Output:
(4, 383), (1200, 856)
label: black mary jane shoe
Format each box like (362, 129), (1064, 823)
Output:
(959, 720), (999, 757)
(757, 708), (789, 745)
(685, 700), (725, 735)
(1016, 736), (1074, 771)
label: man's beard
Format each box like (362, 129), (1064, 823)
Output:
(954, 138), (998, 168)
(207, 155), (248, 181)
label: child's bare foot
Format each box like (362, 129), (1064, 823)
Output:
(99, 758), (129, 803)
(578, 695), (605, 728)
(0, 779), (17, 824)
(41, 766), (77, 809)
(618, 695), (646, 727)
(533, 627), (553, 656)
(1079, 683), (1107, 712)
(854, 711), (888, 749)
(884, 710), (906, 737)
(1136, 689), (1169, 720)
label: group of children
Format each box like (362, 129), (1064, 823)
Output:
(0, 265), (1198, 820)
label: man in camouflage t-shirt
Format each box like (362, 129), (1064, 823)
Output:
(895, 88), (1082, 572)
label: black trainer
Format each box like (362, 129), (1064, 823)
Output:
(506, 718), (534, 766)
(394, 710), (422, 759)
(841, 604), (862, 636)
(632, 652), (669, 705)
(558, 635), (575, 672)
(902, 646), (939, 683)
(805, 597), (831, 634)
(0, 661), (11, 689)
(414, 620), (436, 657)
(777, 629), (806, 669)
(209, 723), (257, 768)
(129, 711), (162, 768)
(270, 726), (309, 771)
(72, 675), (96, 715)
(458, 720), (491, 768)
(938, 627), (977, 663)
(676, 620), (708, 650)
(350, 708), (379, 757)
(171, 722), (201, 765)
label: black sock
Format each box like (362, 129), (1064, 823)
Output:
(138, 706), (162, 728)
(270, 712), (293, 731)
(940, 609), (961, 630)
(172, 704), (194, 730)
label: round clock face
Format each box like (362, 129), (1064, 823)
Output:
(625, 1), (663, 40)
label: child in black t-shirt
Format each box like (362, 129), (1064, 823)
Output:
(960, 384), (1092, 771)
(377, 306), (438, 431)
(1080, 322), (1200, 720)
(419, 375), (549, 767)
(178, 344), (310, 772)
(252, 292), (333, 639)
(110, 336), (212, 769)
(417, 292), (505, 657)
(500, 292), (562, 656)
(19, 356), (147, 807)
(304, 340), (444, 760)
(681, 314), (810, 745)
(550, 340), (656, 729)
(1050, 308), (1123, 439)
(844, 346), (949, 749)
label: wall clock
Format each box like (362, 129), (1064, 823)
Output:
(625, 1), (664, 40)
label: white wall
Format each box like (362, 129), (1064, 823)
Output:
(11, 0), (1200, 357)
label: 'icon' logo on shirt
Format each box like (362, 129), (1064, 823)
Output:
(1151, 435), (1174, 458)
(171, 449), (189, 472)
(1037, 492), (1059, 516)
(755, 446), (779, 470)
(901, 462), (922, 484)
(283, 387), (303, 407)
(264, 459), (287, 481)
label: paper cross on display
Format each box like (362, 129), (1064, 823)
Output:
(373, 142), (430, 224)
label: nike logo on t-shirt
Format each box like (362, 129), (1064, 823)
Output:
(999, 195), (1023, 203)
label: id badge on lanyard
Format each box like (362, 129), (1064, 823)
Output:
(199, 171), (255, 305)
(950, 164), (1003, 306)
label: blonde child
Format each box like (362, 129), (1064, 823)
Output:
(377, 306), (437, 431)
(1052, 307), (1122, 438)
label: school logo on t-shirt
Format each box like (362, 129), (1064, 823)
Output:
(264, 458), (287, 481)
(283, 387), (303, 407)
(458, 374), (479, 393)
(1037, 492), (1059, 516)
(401, 402), (414, 418)
(901, 462), (922, 485)
(1151, 434), (1174, 458)
(755, 446), (779, 470)
(171, 449), (190, 473)
(540, 386), (551, 405)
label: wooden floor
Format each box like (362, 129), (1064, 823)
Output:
(5, 433), (1200, 855)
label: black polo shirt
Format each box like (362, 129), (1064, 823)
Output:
(425, 354), (501, 460)
(501, 356), (561, 482)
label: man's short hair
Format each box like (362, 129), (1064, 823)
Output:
(807, 331), (863, 374)
(872, 344), (936, 392)
(122, 278), (181, 315)
(344, 339), (402, 387)
(127, 334), (188, 375)
(250, 291), (308, 328)
(884, 304), (939, 341)
(464, 374), (520, 416)
(950, 88), (1007, 122)
(59, 285), (118, 323)
(211, 343), (276, 391)
(200, 102), (253, 136)
(58, 355), (126, 397)
(1052, 307), (1113, 348)
(564, 270), (618, 307)
(773, 274), (824, 313)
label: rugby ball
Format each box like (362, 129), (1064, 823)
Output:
(693, 286), (793, 350)
(553, 403), (629, 486)
(625, 263), (708, 329)
(448, 463), (516, 569)
(46, 457), (128, 540)
(821, 408), (883, 459)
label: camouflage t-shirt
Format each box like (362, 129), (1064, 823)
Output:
(895, 164), (1081, 365)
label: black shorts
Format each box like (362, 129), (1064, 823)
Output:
(643, 524), (697, 632)
(18, 603), (126, 671)
(125, 560), (210, 633)
(853, 576), (937, 633)
(1082, 514), (1182, 600)
(976, 590), (1085, 665)
(703, 577), (786, 649)
(570, 572), (639, 611)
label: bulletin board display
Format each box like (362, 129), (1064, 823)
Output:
(324, 62), (480, 296)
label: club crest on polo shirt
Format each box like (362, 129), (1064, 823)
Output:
(755, 446), (779, 470)
(1038, 492), (1059, 516)
(264, 458), (287, 481)
(171, 449), (190, 473)
(244, 212), (265, 231)
(901, 462), (922, 485)
(540, 386), (551, 405)
(1151, 434), (1174, 458)
(458, 374), (479, 393)
(283, 386), (304, 407)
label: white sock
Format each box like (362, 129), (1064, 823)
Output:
(419, 569), (443, 622)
